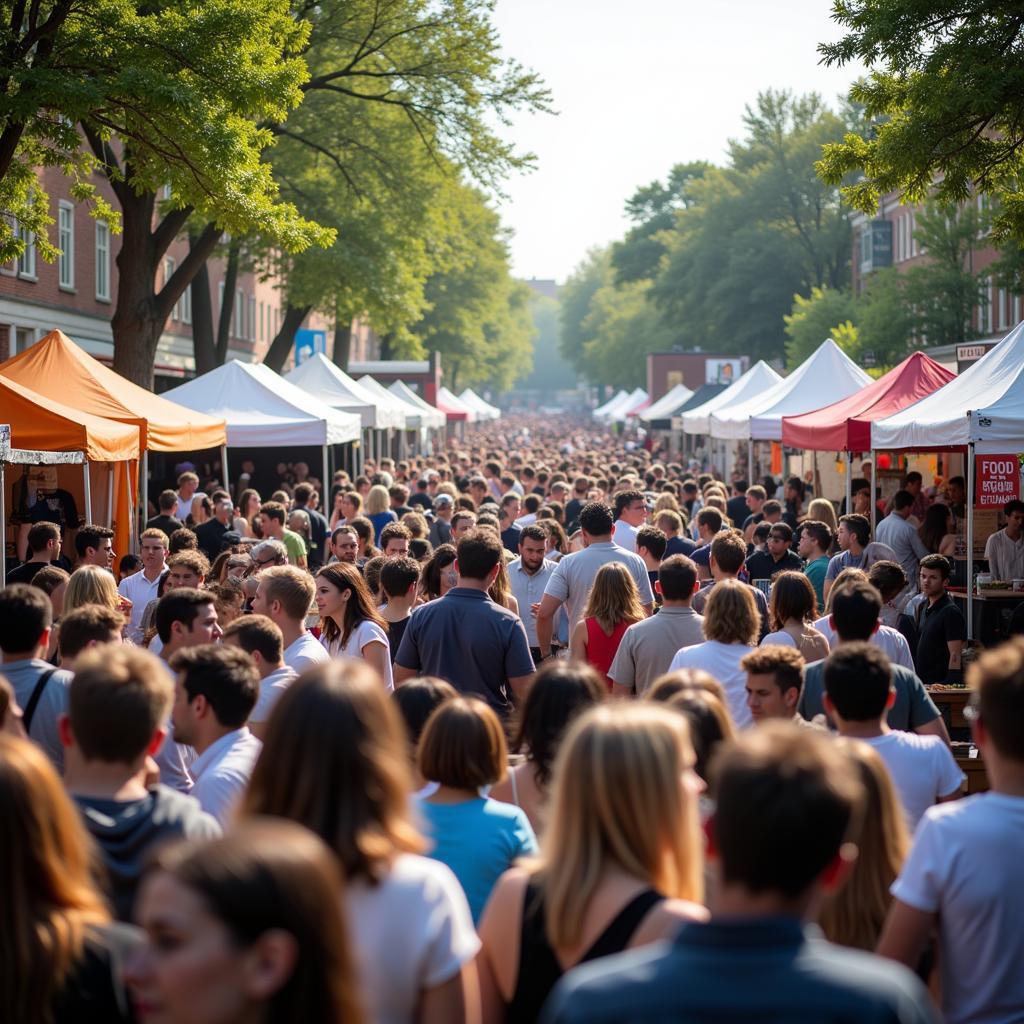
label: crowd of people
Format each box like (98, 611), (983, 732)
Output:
(1, 413), (1022, 1023)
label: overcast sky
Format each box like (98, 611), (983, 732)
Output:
(490, 0), (864, 284)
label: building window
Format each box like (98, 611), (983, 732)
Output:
(979, 278), (992, 335)
(218, 281), (225, 318)
(58, 201), (74, 290)
(248, 295), (256, 341)
(165, 258), (178, 321)
(999, 287), (1009, 330)
(95, 220), (110, 301)
(259, 301), (264, 341)
(180, 281), (191, 324)
(235, 288), (245, 339)
(17, 222), (36, 279)
(1015, 294), (1022, 326)
(910, 211), (918, 256)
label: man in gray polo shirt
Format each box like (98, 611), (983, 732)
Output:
(609, 555), (704, 696)
(394, 529), (534, 715)
(0, 583), (73, 771)
(535, 502), (654, 662)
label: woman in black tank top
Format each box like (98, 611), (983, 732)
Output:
(477, 704), (708, 1022)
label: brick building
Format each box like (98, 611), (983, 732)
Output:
(851, 193), (1022, 341)
(0, 167), (378, 385)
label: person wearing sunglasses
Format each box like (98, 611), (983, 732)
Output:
(744, 522), (803, 584)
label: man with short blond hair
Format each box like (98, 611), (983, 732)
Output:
(118, 528), (169, 643)
(250, 564), (326, 673)
(258, 501), (307, 568)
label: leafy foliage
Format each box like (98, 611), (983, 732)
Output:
(817, 1), (1024, 242)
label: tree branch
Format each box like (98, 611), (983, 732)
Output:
(155, 221), (221, 321)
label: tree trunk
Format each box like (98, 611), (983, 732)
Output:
(379, 332), (394, 360)
(332, 315), (353, 370)
(263, 304), (312, 372)
(216, 241), (240, 360)
(190, 235), (217, 376)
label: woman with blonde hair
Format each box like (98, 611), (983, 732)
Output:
(366, 484), (397, 544)
(488, 558), (520, 616)
(64, 564), (123, 617)
(569, 562), (645, 689)
(652, 492), (681, 514)
(477, 703), (707, 1021)
(818, 739), (909, 951)
(668, 579), (759, 728)
(807, 497), (838, 536)
(241, 661), (479, 1024)
(0, 734), (139, 1022)
(315, 562), (392, 688)
(760, 570), (830, 661)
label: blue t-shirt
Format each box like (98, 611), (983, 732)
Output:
(369, 509), (397, 544)
(418, 796), (538, 922)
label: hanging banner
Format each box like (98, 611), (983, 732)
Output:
(975, 455), (1021, 508)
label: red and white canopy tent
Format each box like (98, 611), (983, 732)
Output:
(782, 351), (955, 515)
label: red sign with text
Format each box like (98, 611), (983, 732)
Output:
(975, 455), (1022, 508)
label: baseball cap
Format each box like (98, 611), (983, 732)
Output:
(434, 494), (453, 508)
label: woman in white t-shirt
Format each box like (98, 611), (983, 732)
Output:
(759, 571), (830, 663)
(315, 562), (393, 690)
(240, 660), (479, 1024)
(668, 579), (759, 729)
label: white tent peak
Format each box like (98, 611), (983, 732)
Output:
(709, 340), (870, 441)
(283, 354), (397, 430)
(639, 382), (694, 422)
(436, 386), (478, 422)
(681, 360), (782, 435)
(388, 381), (446, 430)
(593, 389), (629, 419)
(459, 387), (500, 420)
(164, 359), (360, 447)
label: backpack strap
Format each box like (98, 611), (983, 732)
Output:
(23, 667), (58, 734)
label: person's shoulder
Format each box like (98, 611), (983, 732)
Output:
(891, 663), (925, 687)
(149, 784), (223, 838)
(918, 791), (996, 831)
(483, 796), (532, 825)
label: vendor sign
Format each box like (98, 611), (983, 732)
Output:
(975, 455), (1022, 508)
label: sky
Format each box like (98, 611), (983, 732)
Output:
(490, 0), (864, 284)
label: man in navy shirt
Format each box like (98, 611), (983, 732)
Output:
(542, 724), (937, 1024)
(394, 529), (534, 714)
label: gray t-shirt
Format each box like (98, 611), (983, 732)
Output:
(608, 606), (705, 695)
(542, 541), (655, 630)
(2, 657), (73, 771)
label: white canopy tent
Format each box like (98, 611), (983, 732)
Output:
(164, 360), (360, 488)
(459, 387), (501, 420)
(639, 383), (694, 423)
(284, 354), (401, 429)
(593, 389), (630, 420)
(436, 386), (478, 422)
(599, 387), (647, 423)
(871, 322), (1024, 639)
(680, 361), (783, 436)
(388, 381), (446, 431)
(709, 340), (870, 441)
(355, 375), (414, 462)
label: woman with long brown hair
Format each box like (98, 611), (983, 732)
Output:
(234, 488), (262, 538)
(760, 570), (830, 662)
(420, 544), (458, 601)
(241, 662), (480, 1024)
(126, 819), (362, 1024)
(569, 562), (645, 689)
(477, 703), (707, 1022)
(0, 733), (139, 1023)
(315, 562), (392, 688)
(818, 739), (909, 951)
(488, 558), (519, 615)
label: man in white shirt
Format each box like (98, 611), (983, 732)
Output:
(118, 528), (169, 643)
(221, 614), (297, 740)
(878, 637), (1024, 1024)
(983, 498), (1024, 582)
(823, 643), (963, 829)
(611, 489), (647, 552)
(154, 587), (224, 792)
(535, 502), (654, 661)
(875, 491), (930, 605)
(250, 564), (327, 673)
(169, 643), (261, 827)
(508, 525), (559, 663)
(175, 470), (206, 523)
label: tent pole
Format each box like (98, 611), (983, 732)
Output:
(322, 444), (329, 498)
(967, 444), (975, 641)
(1, 461), (6, 582)
(870, 454), (877, 533)
(107, 468), (114, 527)
(84, 463), (93, 523)
(141, 450), (149, 535)
(845, 451), (853, 516)
(747, 440), (754, 486)
(220, 445), (230, 499)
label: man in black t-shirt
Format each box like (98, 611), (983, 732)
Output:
(745, 522), (803, 582)
(915, 554), (966, 685)
(380, 557), (419, 664)
(146, 490), (184, 537)
(5, 522), (61, 584)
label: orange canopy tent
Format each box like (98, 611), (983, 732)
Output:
(0, 329), (227, 451)
(0, 373), (140, 560)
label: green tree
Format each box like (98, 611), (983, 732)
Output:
(783, 286), (858, 367)
(817, 1), (1024, 242)
(903, 200), (986, 346)
(611, 161), (711, 285)
(856, 267), (915, 366)
(559, 247), (611, 373)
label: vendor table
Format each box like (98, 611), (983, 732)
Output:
(947, 587), (1024, 648)
(950, 742), (989, 794)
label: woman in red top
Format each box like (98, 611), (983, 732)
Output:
(569, 562), (646, 689)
